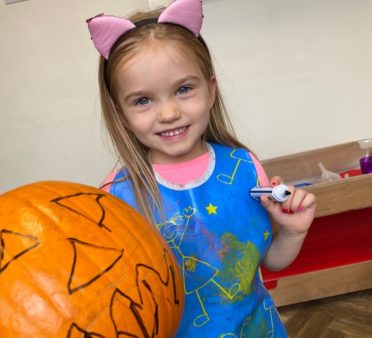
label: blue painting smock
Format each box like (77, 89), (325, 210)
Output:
(106, 143), (287, 337)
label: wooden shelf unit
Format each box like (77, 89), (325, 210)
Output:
(260, 140), (372, 307)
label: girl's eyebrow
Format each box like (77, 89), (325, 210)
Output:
(124, 90), (148, 103)
(175, 75), (201, 86)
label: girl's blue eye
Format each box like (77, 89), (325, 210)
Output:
(135, 97), (150, 106)
(177, 86), (191, 95)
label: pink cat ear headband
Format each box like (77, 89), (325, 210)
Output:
(87, 0), (203, 60)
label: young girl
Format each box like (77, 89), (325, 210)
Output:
(87, 0), (316, 336)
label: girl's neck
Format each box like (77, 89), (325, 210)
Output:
(150, 141), (209, 165)
(152, 143), (212, 186)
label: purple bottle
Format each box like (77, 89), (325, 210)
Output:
(359, 139), (372, 174)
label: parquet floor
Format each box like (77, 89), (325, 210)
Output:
(278, 289), (372, 338)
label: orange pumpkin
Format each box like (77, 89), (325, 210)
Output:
(0, 181), (184, 337)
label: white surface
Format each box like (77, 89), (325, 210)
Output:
(1, 0), (371, 193)
(201, 0), (372, 158)
(0, 0), (148, 192)
(5, 0), (29, 4)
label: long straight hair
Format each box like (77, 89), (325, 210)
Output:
(99, 9), (249, 222)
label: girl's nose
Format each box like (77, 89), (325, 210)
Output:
(158, 102), (181, 123)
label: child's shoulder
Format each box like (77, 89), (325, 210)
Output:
(101, 168), (131, 193)
(209, 142), (269, 185)
(101, 167), (138, 208)
(209, 142), (251, 158)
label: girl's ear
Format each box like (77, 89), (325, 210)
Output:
(208, 75), (217, 109)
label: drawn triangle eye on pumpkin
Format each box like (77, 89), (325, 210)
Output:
(67, 238), (124, 294)
(66, 322), (105, 338)
(0, 229), (40, 274)
(51, 193), (111, 232)
(110, 287), (157, 338)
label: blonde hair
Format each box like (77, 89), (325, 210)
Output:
(99, 8), (248, 222)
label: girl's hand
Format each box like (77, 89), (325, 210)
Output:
(260, 176), (316, 235)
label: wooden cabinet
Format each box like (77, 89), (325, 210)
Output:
(260, 140), (372, 306)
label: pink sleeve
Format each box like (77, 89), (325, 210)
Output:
(100, 169), (120, 192)
(249, 152), (270, 186)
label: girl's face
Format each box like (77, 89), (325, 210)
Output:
(116, 41), (216, 164)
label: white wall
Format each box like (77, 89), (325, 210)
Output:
(1, 0), (371, 192)
(0, 0), (148, 192)
(201, 0), (372, 158)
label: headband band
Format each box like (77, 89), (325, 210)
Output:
(133, 18), (158, 27)
(87, 0), (203, 60)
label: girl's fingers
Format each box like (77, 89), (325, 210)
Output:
(260, 195), (280, 214)
(288, 188), (306, 212)
(280, 185), (294, 212)
(260, 180), (316, 216)
(282, 188), (316, 213)
(298, 192), (317, 211)
(260, 195), (272, 209)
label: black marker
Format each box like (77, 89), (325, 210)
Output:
(250, 184), (291, 203)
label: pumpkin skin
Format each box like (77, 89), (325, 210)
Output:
(0, 181), (184, 337)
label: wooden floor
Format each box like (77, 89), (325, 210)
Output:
(278, 289), (372, 338)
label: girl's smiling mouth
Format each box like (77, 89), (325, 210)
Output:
(157, 126), (189, 137)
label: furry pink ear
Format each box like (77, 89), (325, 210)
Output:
(87, 14), (135, 59)
(158, 0), (203, 36)
(87, 0), (204, 59)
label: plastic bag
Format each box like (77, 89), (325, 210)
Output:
(318, 162), (341, 182)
